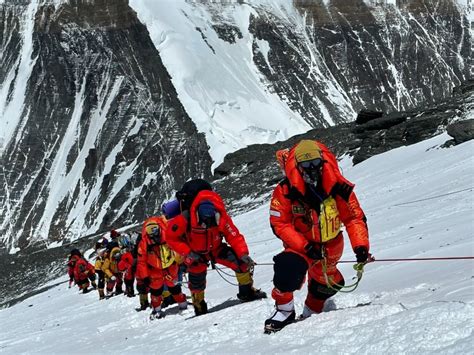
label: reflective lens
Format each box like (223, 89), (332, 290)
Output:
(299, 158), (323, 169)
(150, 227), (160, 237)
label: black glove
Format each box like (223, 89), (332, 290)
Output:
(305, 243), (323, 260)
(184, 252), (201, 266)
(240, 254), (255, 266)
(354, 246), (369, 263)
(143, 276), (151, 287)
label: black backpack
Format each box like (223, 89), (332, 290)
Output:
(175, 179), (213, 211)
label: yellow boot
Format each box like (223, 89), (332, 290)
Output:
(191, 291), (207, 316)
(236, 272), (267, 302)
(161, 290), (176, 308)
(139, 293), (150, 311)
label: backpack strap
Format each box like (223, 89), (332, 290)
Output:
(280, 178), (327, 213)
(279, 178), (302, 201)
(182, 210), (191, 232)
(330, 182), (354, 202)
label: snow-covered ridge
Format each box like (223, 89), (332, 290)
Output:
(129, 0), (312, 168)
(130, 0), (470, 168)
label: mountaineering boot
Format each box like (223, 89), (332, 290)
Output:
(161, 290), (176, 308)
(192, 291), (208, 316)
(106, 288), (114, 297)
(237, 283), (267, 302)
(81, 284), (91, 294)
(98, 288), (105, 300)
(115, 288), (123, 295)
(125, 284), (135, 297)
(139, 294), (150, 311)
(298, 297), (325, 320)
(264, 300), (296, 334)
(170, 292), (187, 311)
(193, 300), (207, 316)
(150, 307), (165, 320)
(298, 305), (318, 320)
(236, 272), (267, 301)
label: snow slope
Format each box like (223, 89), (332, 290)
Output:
(0, 134), (473, 353)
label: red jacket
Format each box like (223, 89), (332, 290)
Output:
(166, 190), (249, 258)
(270, 141), (369, 258)
(67, 255), (79, 280)
(73, 258), (95, 282)
(118, 251), (135, 281)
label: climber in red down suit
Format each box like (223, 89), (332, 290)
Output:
(166, 179), (266, 316)
(67, 249), (97, 293)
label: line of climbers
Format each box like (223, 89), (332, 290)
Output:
(66, 139), (370, 333)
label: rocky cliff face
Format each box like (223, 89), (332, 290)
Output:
(197, 0), (470, 128)
(0, 0), (212, 252)
(212, 80), (474, 215)
(0, 0), (471, 253)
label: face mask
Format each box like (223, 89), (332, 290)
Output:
(200, 216), (218, 228)
(298, 158), (323, 185)
(302, 169), (320, 185)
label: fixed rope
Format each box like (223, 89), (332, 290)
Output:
(251, 255), (474, 293)
(392, 187), (473, 207)
(253, 255), (474, 265)
(213, 264), (239, 286)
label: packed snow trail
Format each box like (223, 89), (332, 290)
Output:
(0, 133), (473, 353)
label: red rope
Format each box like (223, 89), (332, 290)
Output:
(338, 256), (474, 263)
(254, 256), (474, 266)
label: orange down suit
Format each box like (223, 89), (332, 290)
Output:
(270, 141), (369, 305)
(137, 216), (180, 290)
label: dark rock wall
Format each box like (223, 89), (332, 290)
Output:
(246, 0), (470, 126)
(0, 0), (212, 251)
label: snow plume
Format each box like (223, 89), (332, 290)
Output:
(0, 134), (472, 352)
